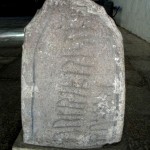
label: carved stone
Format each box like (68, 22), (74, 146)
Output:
(22, 0), (125, 149)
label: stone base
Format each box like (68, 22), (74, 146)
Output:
(12, 131), (61, 150)
(13, 131), (127, 150)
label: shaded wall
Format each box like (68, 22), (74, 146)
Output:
(112, 0), (150, 43)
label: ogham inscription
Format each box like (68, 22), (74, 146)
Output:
(22, 0), (125, 149)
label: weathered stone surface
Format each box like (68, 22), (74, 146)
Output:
(22, 0), (125, 149)
(13, 131), (127, 150)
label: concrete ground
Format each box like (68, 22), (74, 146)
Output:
(0, 18), (150, 150)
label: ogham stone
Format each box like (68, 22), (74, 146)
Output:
(22, 0), (125, 149)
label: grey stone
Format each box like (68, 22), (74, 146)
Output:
(22, 0), (125, 149)
(13, 131), (127, 150)
(13, 131), (61, 150)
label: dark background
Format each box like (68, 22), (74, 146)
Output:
(0, 0), (45, 16)
(0, 0), (114, 17)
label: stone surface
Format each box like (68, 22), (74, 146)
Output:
(13, 131), (60, 150)
(12, 131), (127, 150)
(22, 0), (125, 149)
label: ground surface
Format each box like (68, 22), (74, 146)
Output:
(0, 18), (150, 150)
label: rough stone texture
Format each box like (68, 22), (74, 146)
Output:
(22, 0), (125, 149)
(12, 131), (127, 150)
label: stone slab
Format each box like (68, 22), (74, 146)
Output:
(22, 0), (125, 149)
(13, 131), (127, 150)
(13, 131), (60, 150)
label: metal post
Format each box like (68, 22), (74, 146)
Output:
(0, 28), (24, 47)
